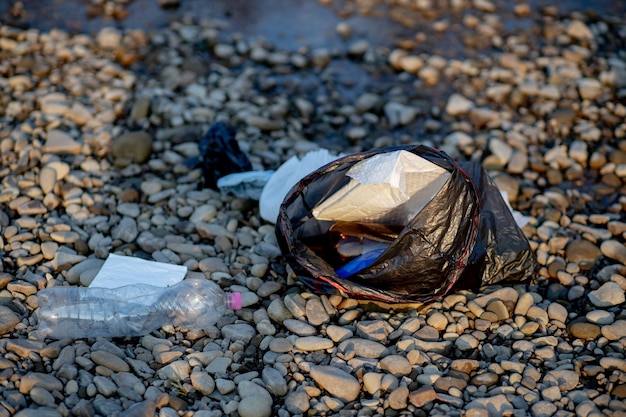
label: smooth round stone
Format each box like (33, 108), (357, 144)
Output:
(586, 310), (614, 325)
(157, 360), (190, 381)
(29, 386), (56, 407)
(49, 230), (80, 244)
(470, 372), (499, 387)
(599, 357), (626, 373)
(268, 338), (293, 353)
(565, 239), (601, 265)
(326, 325), (353, 343)
(283, 319), (316, 336)
(39, 166), (57, 194)
(338, 338), (388, 359)
(256, 281), (282, 297)
(601, 320), (626, 341)
(526, 306), (549, 325)
(446, 93), (474, 116)
(588, 282), (626, 307)
(262, 367), (287, 396)
(305, 298), (330, 326)
(455, 334), (479, 351)
(487, 300), (510, 321)
(294, 336), (333, 351)
(474, 287), (518, 308)
(435, 376), (468, 393)
(117, 202), (140, 218)
(567, 322), (601, 339)
(451, 359), (480, 374)
(111, 132), (153, 165)
(547, 302), (568, 323)
(531, 401), (558, 417)
(267, 299), (293, 323)
(238, 395), (272, 417)
(216, 378), (235, 395)
(379, 355), (412, 377)
(544, 370), (579, 391)
(363, 372), (383, 395)
(189, 204), (217, 223)
(284, 390), (310, 414)
(600, 240), (626, 265)
(426, 312), (448, 330)
(90, 351), (130, 373)
(520, 322), (540, 336)
(190, 372), (215, 396)
(221, 324), (257, 343)
(388, 385), (409, 410)
(409, 386), (437, 408)
(283, 293), (307, 319)
(514, 292), (535, 316)
(0, 306), (21, 335)
(309, 365), (360, 402)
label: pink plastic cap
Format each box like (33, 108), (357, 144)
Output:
(228, 292), (243, 310)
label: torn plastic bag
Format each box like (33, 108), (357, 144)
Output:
(275, 145), (536, 304)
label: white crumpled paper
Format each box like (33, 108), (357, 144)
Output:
(312, 150), (451, 225)
(88, 254), (187, 288)
(260, 149), (341, 223)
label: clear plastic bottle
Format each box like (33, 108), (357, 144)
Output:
(36, 279), (242, 340)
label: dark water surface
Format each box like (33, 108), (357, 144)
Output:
(1, 0), (625, 53)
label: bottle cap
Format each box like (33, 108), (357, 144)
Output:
(228, 292), (243, 310)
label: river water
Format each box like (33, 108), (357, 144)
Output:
(2, 0), (624, 54)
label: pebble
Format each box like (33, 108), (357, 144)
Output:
(221, 323), (257, 343)
(600, 240), (626, 265)
(238, 381), (273, 417)
(338, 338), (388, 359)
(568, 322), (601, 339)
(446, 94), (474, 116)
(0, 306), (21, 335)
(379, 355), (412, 376)
(294, 336), (333, 351)
(310, 365), (361, 402)
(1, 4), (625, 417)
(90, 350), (130, 373)
(601, 320), (626, 341)
(111, 132), (153, 166)
(588, 281), (626, 307)
(586, 310), (614, 325)
(545, 370), (579, 391)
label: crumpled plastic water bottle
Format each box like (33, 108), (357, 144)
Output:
(36, 279), (242, 340)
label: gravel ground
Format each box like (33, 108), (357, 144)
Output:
(1, 1), (626, 417)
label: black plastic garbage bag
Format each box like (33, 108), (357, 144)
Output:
(196, 122), (252, 189)
(275, 145), (536, 304)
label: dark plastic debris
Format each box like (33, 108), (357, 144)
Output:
(197, 122), (252, 189)
(275, 145), (537, 304)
